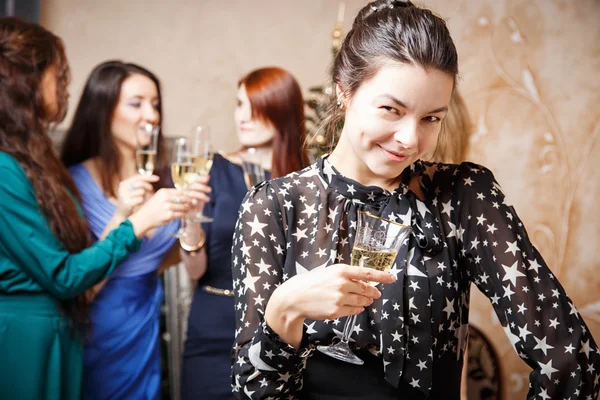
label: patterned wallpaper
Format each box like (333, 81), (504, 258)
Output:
(42, 1), (599, 398)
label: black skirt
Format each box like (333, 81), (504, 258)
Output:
(302, 349), (425, 400)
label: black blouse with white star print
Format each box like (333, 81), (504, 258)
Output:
(231, 157), (600, 400)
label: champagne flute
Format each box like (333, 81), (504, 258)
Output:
(317, 211), (411, 365)
(241, 148), (266, 189)
(189, 125), (214, 223)
(170, 137), (195, 238)
(136, 123), (159, 175)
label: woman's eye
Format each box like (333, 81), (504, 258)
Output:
(423, 116), (441, 122)
(380, 106), (398, 114)
(153, 104), (160, 111)
(128, 102), (141, 108)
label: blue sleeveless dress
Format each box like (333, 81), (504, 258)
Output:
(70, 164), (179, 400)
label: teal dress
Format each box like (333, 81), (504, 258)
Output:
(0, 152), (142, 400)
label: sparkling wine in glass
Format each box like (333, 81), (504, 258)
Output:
(241, 148), (266, 189)
(170, 137), (195, 238)
(136, 123), (159, 175)
(189, 125), (214, 223)
(317, 211), (411, 365)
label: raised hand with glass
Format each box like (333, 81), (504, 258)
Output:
(317, 211), (411, 365)
(136, 123), (159, 175)
(170, 137), (196, 238)
(189, 125), (214, 222)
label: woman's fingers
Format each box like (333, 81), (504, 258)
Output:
(342, 266), (396, 285)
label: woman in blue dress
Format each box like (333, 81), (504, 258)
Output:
(180, 67), (309, 399)
(61, 61), (186, 399)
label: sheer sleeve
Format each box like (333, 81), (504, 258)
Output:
(231, 182), (309, 399)
(456, 163), (600, 399)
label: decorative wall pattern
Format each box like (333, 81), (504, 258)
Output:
(42, 1), (599, 398)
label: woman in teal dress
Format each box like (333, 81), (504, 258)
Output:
(61, 61), (182, 400)
(0, 18), (189, 400)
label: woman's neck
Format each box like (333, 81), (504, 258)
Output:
(240, 146), (273, 170)
(328, 139), (401, 193)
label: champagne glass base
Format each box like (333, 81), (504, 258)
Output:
(317, 343), (364, 365)
(188, 214), (213, 223)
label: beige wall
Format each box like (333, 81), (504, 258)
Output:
(42, 1), (600, 398)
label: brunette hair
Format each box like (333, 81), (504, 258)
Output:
(324, 0), (459, 149)
(239, 67), (309, 177)
(61, 61), (170, 196)
(0, 17), (90, 326)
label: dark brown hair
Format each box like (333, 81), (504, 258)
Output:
(324, 0), (459, 148)
(61, 61), (170, 195)
(239, 67), (309, 177)
(0, 17), (90, 326)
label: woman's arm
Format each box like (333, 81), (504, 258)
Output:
(455, 163), (600, 399)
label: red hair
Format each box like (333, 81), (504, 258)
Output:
(239, 67), (309, 178)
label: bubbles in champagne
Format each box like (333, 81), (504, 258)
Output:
(136, 150), (156, 175)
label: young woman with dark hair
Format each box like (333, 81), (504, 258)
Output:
(0, 19), (185, 400)
(180, 66), (308, 399)
(61, 60), (188, 400)
(230, 1), (599, 399)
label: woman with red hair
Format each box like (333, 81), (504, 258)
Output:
(180, 66), (308, 399)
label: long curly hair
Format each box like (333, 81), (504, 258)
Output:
(0, 17), (91, 328)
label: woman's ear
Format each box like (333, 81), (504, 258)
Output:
(335, 84), (348, 110)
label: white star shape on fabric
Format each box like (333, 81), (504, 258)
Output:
(302, 203), (318, 218)
(580, 339), (592, 358)
(347, 184), (356, 195)
(292, 227), (308, 241)
(242, 269), (260, 294)
(255, 259), (271, 275)
(441, 200), (454, 216)
(241, 201), (253, 214)
(533, 336), (554, 356)
(564, 343), (575, 354)
(443, 298), (455, 318)
(505, 240), (520, 256)
(409, 378), (420, 388)
(538, 359), (559, 380)
(246, 215), (268, 237)
(502, 261), (526, 286)
(527, 258), (542, 274)
(518, 324), (531, 341)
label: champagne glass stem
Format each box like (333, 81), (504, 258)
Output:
(340, 314), (358, 343)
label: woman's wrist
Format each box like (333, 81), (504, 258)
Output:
(265, 286), (305, 349)
(180, 227), (206, 255)
(127, 212), (151, 239)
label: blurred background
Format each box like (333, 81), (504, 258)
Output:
(5, 0), (600, 399)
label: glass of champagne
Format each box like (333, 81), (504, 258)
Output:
(241, 148), (266, 189)
(317, 211), (411, 365)
(189, 125), (214, 223)
(136, 123), (159, 175)
(170, 137), (196, 238)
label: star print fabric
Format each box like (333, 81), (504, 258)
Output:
(231, 157), (600, 399)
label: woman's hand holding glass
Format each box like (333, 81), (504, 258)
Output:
(128, 187), (192, 239)
(116, 174), (159, 218)
(264, 264), (395, 349)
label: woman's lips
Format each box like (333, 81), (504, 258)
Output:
(379, 145), (410, 163)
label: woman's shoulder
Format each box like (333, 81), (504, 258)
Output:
(67, 159), (95, 184)
(0, 151), (21, 171)
(0, 152), (30, 185)
(422, 160), (501, 202)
